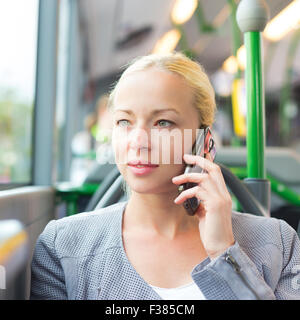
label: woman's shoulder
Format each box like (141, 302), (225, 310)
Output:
(39, 201), (127, 258)
(56, 200), (126, 229)
(231, 210), (297, 251)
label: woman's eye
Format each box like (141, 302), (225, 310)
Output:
(116, 119), (130, 127)
(156, 120), (174, 128)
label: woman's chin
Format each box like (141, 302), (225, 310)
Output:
(128, 182), (161, 194)
(127, 178), (176, 195)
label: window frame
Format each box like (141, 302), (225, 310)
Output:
(32, 0), (59, 186)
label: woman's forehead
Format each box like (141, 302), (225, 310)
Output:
(117, 67), (188, 89)
(113, 68), (195, 111)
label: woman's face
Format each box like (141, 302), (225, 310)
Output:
(111, 67), (200, 194)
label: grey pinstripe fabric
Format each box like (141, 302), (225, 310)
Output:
(30, 201), (300, 300)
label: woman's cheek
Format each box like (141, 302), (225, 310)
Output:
(150, 129), (179, 165)
(112, 129), (128, 165)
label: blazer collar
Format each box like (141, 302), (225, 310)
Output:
(98, 201), (162, 300)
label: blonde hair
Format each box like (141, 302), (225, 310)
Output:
(108, 51), (216, 128)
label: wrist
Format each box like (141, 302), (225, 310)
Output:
(207, 240), (236, 260)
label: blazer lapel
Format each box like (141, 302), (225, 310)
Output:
(96, 201), (162, 300)
(97, 247), (162, 300)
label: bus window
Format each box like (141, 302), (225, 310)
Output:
(0, 0), (39, 185)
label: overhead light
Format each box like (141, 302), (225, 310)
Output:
(264, 0), (300, 41)
(152, 29), (181, 54)
(223, 45), (246, 73)
(223, 56), (238, 74)
(237, 45), (246, 70)
(171, 0), (198, 25)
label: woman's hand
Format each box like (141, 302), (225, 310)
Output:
(172, 153), (235, 259)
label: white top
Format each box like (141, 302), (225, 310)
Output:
(149, 281), (206, 300)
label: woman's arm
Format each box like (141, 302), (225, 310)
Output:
(172, 153), (300, 300)
(30, 220), (68, 300)
(190, 241), (276, 299)
(190, 220), (300, 300)
(274, 219), (300, 299)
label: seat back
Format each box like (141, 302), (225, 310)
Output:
(95, 173), (126, 209)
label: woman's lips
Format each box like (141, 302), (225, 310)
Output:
(127, 163), (159, 176)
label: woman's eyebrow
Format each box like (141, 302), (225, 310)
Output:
(152, 108), (180, 115)
(113, 108), (180, 115)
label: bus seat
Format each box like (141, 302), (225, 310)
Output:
(0, 220), (29, 300)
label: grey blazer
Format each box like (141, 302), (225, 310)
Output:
(30, 201), (300, 300)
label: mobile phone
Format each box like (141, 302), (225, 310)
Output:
(178, 127), (216, 216)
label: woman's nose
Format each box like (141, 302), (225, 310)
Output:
(128, 127), (150, 150)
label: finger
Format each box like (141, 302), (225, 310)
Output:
(183, 153), (227, 194)
(173, 172), (219, 197)
(174, 185), (207, 204)
(172, 172), (208, 185)
(205, 161), (228, 193)
(183, 153), (217, 173)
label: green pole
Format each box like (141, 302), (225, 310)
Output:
(236, 0), (271, 214)
(244, 31), (265, 178)
(236, 0), (269, 179)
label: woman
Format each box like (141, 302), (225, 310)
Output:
(30, 52), (300, 300)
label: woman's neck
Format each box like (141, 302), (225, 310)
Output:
(124, 191), (199, 240)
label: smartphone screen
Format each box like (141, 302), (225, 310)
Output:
(178, 127), (216, 216)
